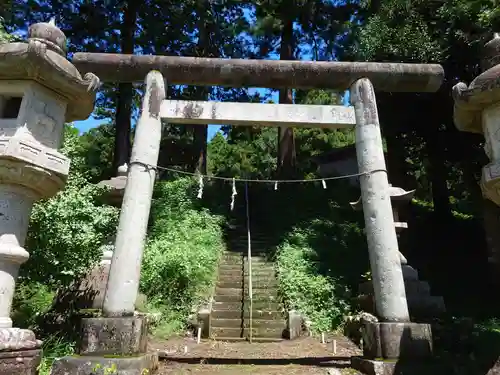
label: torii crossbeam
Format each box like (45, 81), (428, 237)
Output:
(72, 52), (443, 92)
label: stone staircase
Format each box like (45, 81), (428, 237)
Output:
(210, 230), (287, 342)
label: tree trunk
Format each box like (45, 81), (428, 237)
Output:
(112, 1), (137, 173)
(191, 0), (213, 175)
(379, 93), (413, 189)
(277, 17), (296, 178)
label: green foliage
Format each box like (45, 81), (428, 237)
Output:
(140, 178), (225, 332)
(277, 239), (344, 332)
(76, 123), (115, 183)
(23, 126), (119, 287)
(0, 17), (17, 44)
(37, 335), (75, 375)
(276, 218), (367, 332)
(244, 181), (367, 333)
(11, 282), (55, 329)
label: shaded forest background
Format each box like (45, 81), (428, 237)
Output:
(3, 0), (500, 371)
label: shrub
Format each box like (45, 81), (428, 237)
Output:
(21, 125), (119, 288)
(140, 178), (225, 333)
(275, 216), (367, 333)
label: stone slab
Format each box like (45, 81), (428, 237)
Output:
(402, 266), (418, 280)
(351, 357), (443, 375)
(80, 317), (148, 356)
(0, 349), (41, 375)
(50, 352), (159, 375)
(362, 322), (432, 360)
(160, 100), (356, 128)
(286, 310), (304, 339)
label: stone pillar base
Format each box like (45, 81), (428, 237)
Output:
(50, 353), (159, 375)
(0, 328), (42, 375)
(350, 357), (442, 375)
(50, 316), (159, 375)
(351, 322), (434, 375)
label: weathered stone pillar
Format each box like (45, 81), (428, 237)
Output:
(103, 72), (164, 316)
(350, 78), (410, 322)
(350, 79), (434, 375)
(0, 20), (100, 373)
(51, 71), (164, 374)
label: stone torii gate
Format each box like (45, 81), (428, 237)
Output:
(52, 52), (444, 375)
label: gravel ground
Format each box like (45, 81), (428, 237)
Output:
(149, 335), (362, 374)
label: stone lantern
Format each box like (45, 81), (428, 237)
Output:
(453, 33), (500, 204)
(453, 33), (500, 276)
(351, 185), (446, 318)
(0, 20), (99, 372)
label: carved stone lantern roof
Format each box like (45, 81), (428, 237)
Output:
(349, 185), (415, 211)
(97, 164), (128, 207)
(453, 33), (500, 134)
(0, 19), (100, 122)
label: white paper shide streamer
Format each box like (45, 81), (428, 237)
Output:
(230, 178), (237, 210)
(197, 174), (204, 199)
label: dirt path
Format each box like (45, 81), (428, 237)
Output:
(150, 335), (362, 374)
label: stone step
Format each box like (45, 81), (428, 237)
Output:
(228, 237), (276, 243)
(244, 302), (283, 311)
(218, 271), (243, 279)
(222, 257), (273, 265)
(218, 273), (276, 282)
(216, 287), (243, 296)
(209, 336), (284, 343)
(221, 252), (244, 259)
(213, 318), (286, 329)
(211, 327), (242, 338)
(219, 265), (244, 272)
(244, 263), (275, 269)
(211, 327), (284, 339)
(220, 259), (244, 266)
(212, 318), (242, 328)
(212, 301), (243, 310)
(244, 270), (277, 277)
(214, 294), (243, 303)
(217, 281), (243, 289)
(230, 245), (274, 252)
(214, 294), (279, 303)
(212, 309), (283, 320)
(211, 302), (283, 313)
(217, 279), (278, 289)
(216, 287), (278, 297)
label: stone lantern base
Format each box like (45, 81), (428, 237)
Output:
(0, 328), (42, 375)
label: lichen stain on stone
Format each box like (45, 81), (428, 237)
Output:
(210, 103), (217, 120)
(148, 82), (162, 119)
(182, 101), (203, 119)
